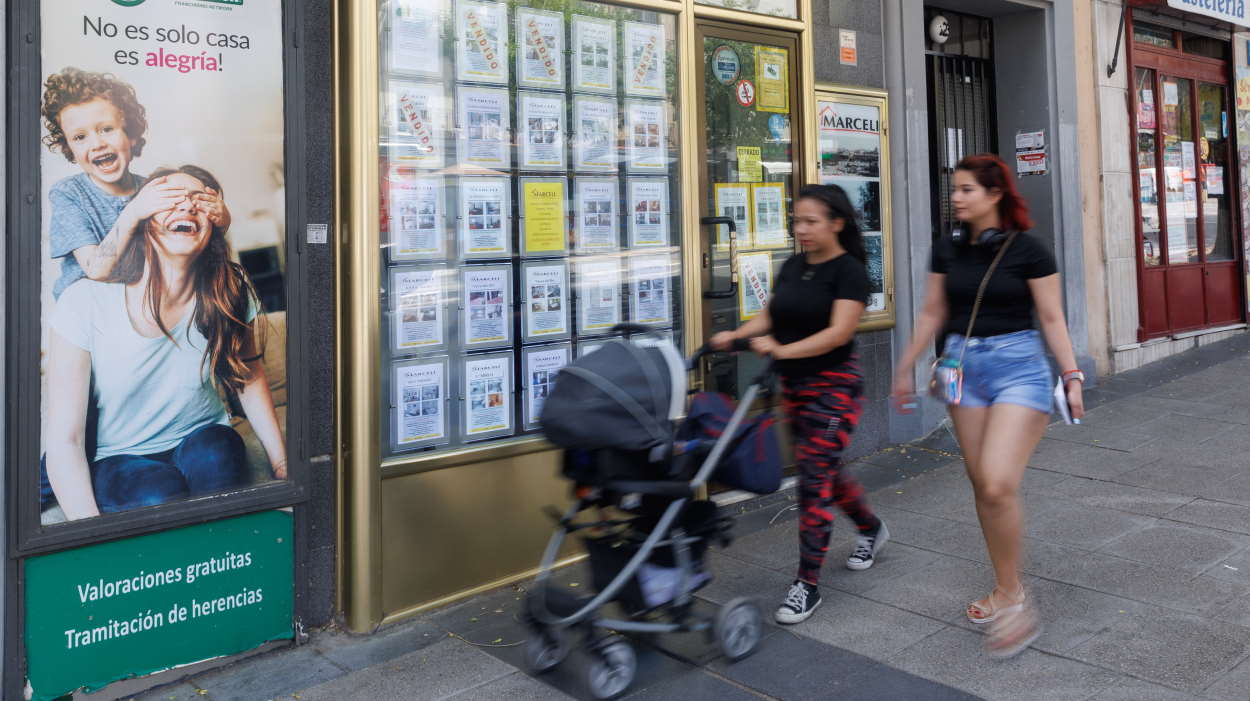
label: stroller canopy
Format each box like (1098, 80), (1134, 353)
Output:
(541, 338), (687, 452)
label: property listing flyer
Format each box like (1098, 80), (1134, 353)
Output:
(713, 183), (751, 246)
(521, 179), (568, 255)
(736, 252), (773, 321)
(520, 92), (567, 170)
(392, 82), (447, 168)
(626, 100), (667, 172)
(525, 345), (570, 428)
(397, 362), (446, 445)
(456, 0), (507, 84)
(573, 16), (616, 93)
(393, 268), (446, 351)
(388, 0), (446, 76)
(624, 21), (665, 97)
(628, 178), (669, 248)
(575, 178), (619, 252)
(462, 266), (511, 347)
(574, 96), (617, 172)
(457, 86), (510, 169)
(629, 255), (672, 326)
(390, 175), (445, 259)
(458, 177), (510, 257)
(751, 182), (787, 247)
(524, 263), (570, 339)
(576, 258), (622, 334)
(464, 355), (512, 438)
(517, 8), (564, 89)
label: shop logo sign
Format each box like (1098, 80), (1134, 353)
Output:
(1166, 0), (1248, 26)
(111, 0), (146, 6)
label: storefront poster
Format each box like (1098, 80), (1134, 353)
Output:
(464, 354), (513, 439)
(577, 259), (623, 334)
(521, 179), (568, 255)
(737, 252), (772, 321)
(392, 81), (447, 168)
(525, 345), (571, 429)
(754, 46), (789, 113)
(524, 263), (570, 340)
(457, 86), (510, 169)
(26, 511), (294, 701)
(520, 92), (567, 170)
(388, 0), (446, 77)
(714, 183), (751, 246)
(750, 182), (786, 247)
(574, 96), (618, 172)
(629, 255), (673, 325)
(737, 146), (762, 182)
(457, 1), (508, 84)
(573, 16), (616, 94)
(390, 175), (446, 260)
(1182, 141), (1197, 181)
(397, 360), (447, 445)
(626, 100), (667, 172)
(628, 178), (670, 248)
(1204, 165), (1225, 196)
(38, 0), (287, 526)
(516, 8), (564, 90)
(575, 178), (620, 252)
(462, 266), (511, 347)
(458, 177), (510, 258)
(1138, 88), (1156, 129)
(864, 234), (886, 312)
(392, 268), (446, 352)
(624, 21), (666, 97)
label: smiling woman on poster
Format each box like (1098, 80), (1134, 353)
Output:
(43, 166), (286, 520)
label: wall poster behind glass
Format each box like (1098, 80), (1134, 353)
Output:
(389, 172), (447, 261)
(523, 343), (572, 430)
(390, 81), (449, 168)
(458, 177), (511, 259)
(572, 15), (616, 94)
(462, 352), (515, 442)
(575, 177), (620, 252)
(391, 266), (450, 354)
(520, 92), (568, 170)
(395, 356), (450, 450)
(457, 86), (511, 169)
(387, 0), (448, 77)
(624, 21), (666, 97)
(627, 177), (670, 248)
(456, 0), (509, 84)
(625, 100), (667, 172)
(628, 254), (674, 326)
(522, 260), (571, 342)
(516, 8), (565, 89)
(574, 95), (618, 172)
(575, 257), (623, 335)
(461, 264), (513, 348)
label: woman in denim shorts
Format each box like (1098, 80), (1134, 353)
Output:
(891, 154), (1085, 658)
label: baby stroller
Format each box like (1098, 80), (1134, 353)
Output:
(527, 324), (781, 699)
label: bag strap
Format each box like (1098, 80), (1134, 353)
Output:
(957, 231), (1018, 366)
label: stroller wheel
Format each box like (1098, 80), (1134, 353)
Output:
(716, 597), (763, 662)
(525, 628), (570, 674)
(586, 638), (637, 700)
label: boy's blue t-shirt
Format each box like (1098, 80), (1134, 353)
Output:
(49, 171), (141, 299)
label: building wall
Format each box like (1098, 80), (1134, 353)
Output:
(1076, 0), (1111, 375)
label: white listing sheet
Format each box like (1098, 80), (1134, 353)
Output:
(465, 355), (512, 437)
(626, 100), (666, 172)
(525, 263), (570, 339)
(462, 267), (511, 347)
(390, 175), (444, 259)
(393, 269), (445, 351)
(574, 96), (617, 172)
(456, 1), (508, 84)
(520, 92), (567, 170)
(628, 178), (669, 248)
(629, 254), (672, 326)
(526, 346), (570, 427)
(396, 362), (446, 445)
(573, 16), (616, 93)
(576, 178), (619, 252)
(517, 9), (565, 89)
(577, 259), (622, 334)
(458, 178), (510, 257)
(458, 86), (510, 169)
(624, 22), (665, 97)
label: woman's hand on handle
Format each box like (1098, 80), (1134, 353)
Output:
(708, 331), (736, 351)
(749, 335), (782, 358)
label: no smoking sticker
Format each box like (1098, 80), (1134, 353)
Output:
(735, 79), (755, 107)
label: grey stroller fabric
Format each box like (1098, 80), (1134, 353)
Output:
(541, 340), (676, 451)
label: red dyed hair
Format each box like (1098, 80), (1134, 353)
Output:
(955, 154), (1034, 232)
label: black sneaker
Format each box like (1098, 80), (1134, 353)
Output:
(775, 580), (821, 624)
(846, 520), (890, 571)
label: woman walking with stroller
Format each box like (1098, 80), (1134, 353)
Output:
(710, 184), (887, 625)
(891, 154), (1084, 658)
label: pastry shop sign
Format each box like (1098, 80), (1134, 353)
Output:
(1166, 0), (1249, 27)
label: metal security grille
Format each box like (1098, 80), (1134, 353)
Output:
(924, 10), (996, 241)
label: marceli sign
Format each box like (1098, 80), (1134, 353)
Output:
(25, 511), (294, 701)
(1167, 0), (1250, 27)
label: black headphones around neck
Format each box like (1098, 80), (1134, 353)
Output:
(951, 225), (1010, 248)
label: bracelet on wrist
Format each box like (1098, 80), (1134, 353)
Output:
(1061, 369), (1085, 384)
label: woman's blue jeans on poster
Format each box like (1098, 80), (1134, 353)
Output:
(41, 424), (249, 513)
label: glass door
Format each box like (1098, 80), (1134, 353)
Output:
(695, 22), (800, 398)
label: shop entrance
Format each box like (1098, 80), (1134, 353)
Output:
(1129, 19), (1245, 338)
(695, 21), (801, 399)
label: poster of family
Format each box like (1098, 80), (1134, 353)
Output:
(38, 0), (287, 524)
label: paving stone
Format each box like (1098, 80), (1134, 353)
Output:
(1024, 501), (1157, 550)
(1027, 439), (1158, 479)
(1088, 680), (1202, 701)
(1018, 467), (1073, 493)
(1043, 475), (1195, 516)
(820, 542), (945, 597)
(130, 682), (207, 701)
(1036, 551), (1247, 616)
(191, 644), (347, 701)
(1206, 471), (1250, 507)
(294, 640), (514, 701)
(710, 626), (981, 701)
(1044, 422), (1160, 452)
(793, 591), (949, 662)
(1140, 435), (1250, 473)
(887, 626), (1120, 701)
(1025, 577), (1148, 654)
(857, 555), (995, 626)
(1199, 549), (1250, 587)
(621, 668), (762, 701)
(698, 551), (793, 606)
(1143, 379), (1240, 403)
(1166, 499), (1250, 536)
(858, 445), (961, 474)
(718, 518), (800, 572)
(1069, 607), (1250, 693)
(867, 467), (977, 522)
(314, 618), (445, 671)
(1201, 654), (1250, 699)
(1110, 461), (1235, 499)
(872, 506), (989, 564)
(443, 671), (575, 701)
(1122, 413), (1235, 445)
(1098, 523), (1250, 573)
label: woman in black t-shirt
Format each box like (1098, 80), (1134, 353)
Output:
(891, 154), (1085, 659)
(710, 184), (886, 626)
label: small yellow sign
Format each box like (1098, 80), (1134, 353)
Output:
(522, 181), (567, 254)
(736, 146), (762, 183)
(755, 46), (789, 114)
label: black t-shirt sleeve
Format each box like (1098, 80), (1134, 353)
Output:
(930, 236), (953, 274)
(1021, 234), (1059, 278)
(834, 257), (871, 304)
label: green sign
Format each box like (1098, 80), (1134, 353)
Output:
(26, 511), (294, 701)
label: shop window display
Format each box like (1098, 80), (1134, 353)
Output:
(379, 0), (683, 456)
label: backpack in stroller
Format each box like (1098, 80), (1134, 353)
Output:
(525, 328), (780, 699)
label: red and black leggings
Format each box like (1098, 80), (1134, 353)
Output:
(782, 359), (879, 585)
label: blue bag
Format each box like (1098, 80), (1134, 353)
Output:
(677, 392), (782, 494)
